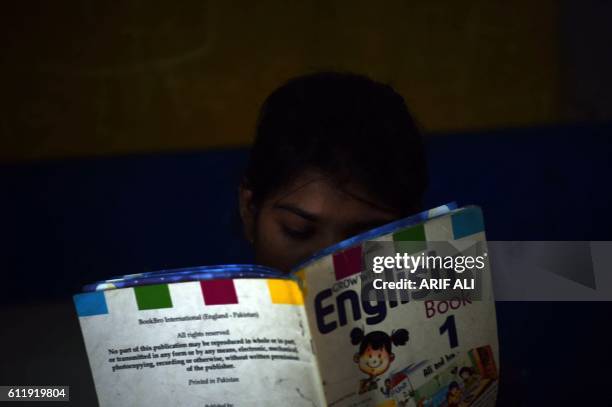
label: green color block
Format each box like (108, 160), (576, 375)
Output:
(393, 224), (427, 253)
(134, 284), (173, 310)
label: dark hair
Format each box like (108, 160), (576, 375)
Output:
(350, 327), (409, 354)
(244, 71), (428, 215)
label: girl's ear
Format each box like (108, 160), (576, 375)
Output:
(239, 183), (256, 244)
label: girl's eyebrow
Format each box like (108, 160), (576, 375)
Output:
(273, 203), (318, 222)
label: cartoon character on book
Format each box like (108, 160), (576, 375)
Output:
(445, 381), (463, 407)
(350, 327), (409, 395)
(458, 366), (480, 401)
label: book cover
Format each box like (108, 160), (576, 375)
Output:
(74, 204), (498, 406)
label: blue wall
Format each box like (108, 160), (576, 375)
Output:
(2, 123), (611, 303)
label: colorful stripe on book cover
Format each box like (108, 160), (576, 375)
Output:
(332, 206), (485, 281)
(74, 278), (303, 317)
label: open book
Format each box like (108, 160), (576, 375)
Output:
(74, 204), (498, 407)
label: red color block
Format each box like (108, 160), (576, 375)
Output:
(200, 279), (238, 305)
(333, 246), (362, 281)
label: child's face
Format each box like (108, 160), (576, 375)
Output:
(356, 345), (394, 377)
(240, 171), (399, 272)
(448, 386), (462, 402)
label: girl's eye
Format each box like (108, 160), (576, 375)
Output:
(281, 225), (314, 240)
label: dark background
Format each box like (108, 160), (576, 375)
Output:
(1, 1), (612, 405)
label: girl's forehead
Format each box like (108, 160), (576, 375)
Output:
(267, 172), (399, 221)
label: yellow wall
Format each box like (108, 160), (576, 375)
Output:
(1, 1), (560, 161)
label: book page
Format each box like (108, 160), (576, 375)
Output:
(298, 207), (499, 407)
(75, 278), (325, 406)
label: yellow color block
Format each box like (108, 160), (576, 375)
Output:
(267, 279), (304, 305)
(293, 269), (307, 296)
(376, 400), (396, 407)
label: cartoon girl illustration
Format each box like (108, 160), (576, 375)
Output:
(350, 327), (409, 394)
(446, 381), (463, 407)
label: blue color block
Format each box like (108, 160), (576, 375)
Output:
(74, 292), (108, 317)
(451, 207), (485, 239)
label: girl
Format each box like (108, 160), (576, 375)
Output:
(350, 327), (410, 393)
(239, 72), (428, 271)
